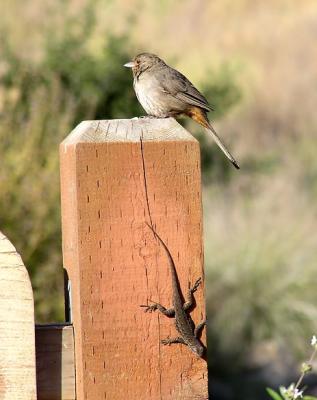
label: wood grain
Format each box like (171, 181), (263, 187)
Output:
(60, 118), (208, 400)
(36, 324), (75, 400)
(0, 232), (37, 400)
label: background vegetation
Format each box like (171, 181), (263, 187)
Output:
(1, 1), (317, 399)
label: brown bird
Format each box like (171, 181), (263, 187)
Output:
(124, 52), (239, 169)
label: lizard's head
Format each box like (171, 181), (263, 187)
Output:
(190, 342), (205, 358)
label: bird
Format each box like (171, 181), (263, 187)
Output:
(124, 52), (240, 169)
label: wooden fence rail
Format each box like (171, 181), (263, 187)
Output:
(35, 324), (75, 400)
(0, 118), (208, 400)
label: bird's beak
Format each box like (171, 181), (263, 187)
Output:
(124, 61), (135, 68)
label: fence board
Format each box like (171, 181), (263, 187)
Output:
(0, 232), (37, 400)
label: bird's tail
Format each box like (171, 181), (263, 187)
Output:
(188, 107), (240, 169)
(204, 124), (240, 170)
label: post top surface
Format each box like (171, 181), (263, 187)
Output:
(61, 117), (196, 146)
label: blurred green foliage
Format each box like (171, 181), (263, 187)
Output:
(0, 5), (240, 321)
(0, 8), (141, 321)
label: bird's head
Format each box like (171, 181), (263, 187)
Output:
(124, 53), (164, 77)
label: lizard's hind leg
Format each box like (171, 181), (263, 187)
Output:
(140, 301), (175, 317)
(194, 320), (206, 338)
(183, 277), (202, 311)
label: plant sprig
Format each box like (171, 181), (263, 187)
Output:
(267, 336), (317, 400)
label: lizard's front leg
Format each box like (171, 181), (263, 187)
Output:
(140, 301), (175, 317)
(183, 277), (202, 311)
(161, 336), (185, 346)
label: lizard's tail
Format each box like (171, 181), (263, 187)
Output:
(145, 223), (175, 269)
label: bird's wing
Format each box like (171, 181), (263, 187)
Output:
(159, 66), (213, 112)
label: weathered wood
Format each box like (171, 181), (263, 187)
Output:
(0, 232), (37, 400)
(36, 324), (75, 400)
(60, 118), (208, 400)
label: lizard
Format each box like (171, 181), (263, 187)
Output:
(141, 223), (206, 358)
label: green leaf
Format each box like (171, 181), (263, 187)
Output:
(303, 397), (317, 400)
(266, 388), (284, 400)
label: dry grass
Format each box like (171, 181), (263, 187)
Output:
(204, 162), (317, 359)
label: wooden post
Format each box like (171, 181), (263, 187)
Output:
(60, 118), (208, 400)
(0, 231), (37, 399)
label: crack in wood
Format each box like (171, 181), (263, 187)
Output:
(139, 126), (163, 400)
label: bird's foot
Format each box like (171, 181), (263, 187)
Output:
(138, 115), (157, 119)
